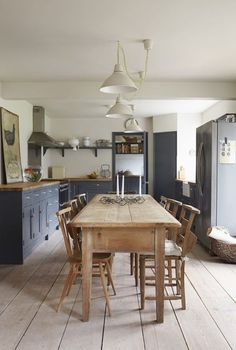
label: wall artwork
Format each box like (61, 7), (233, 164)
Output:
(1, 108), (23, 183)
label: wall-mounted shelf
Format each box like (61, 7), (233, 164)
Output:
(43, 145), (112, 157)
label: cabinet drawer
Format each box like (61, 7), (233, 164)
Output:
(96, 182), (112, 192)
(47, 185), (59, 197)
(22, 191), (32, 206)
(32, 189), (41, 201)
(40, 188), (48, 199)
(79, 181), (112, 192)
(47, 197), (59, 214)
(47, 187), (54, 196)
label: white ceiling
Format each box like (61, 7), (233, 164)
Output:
(1, 0), (236, 118)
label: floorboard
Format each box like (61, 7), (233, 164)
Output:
(0, 238), (65, 350)
(186, 252), (236, 349)
(0, 237), (235, 350)
(102, 254), (144, 350)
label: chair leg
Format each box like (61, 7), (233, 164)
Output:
(139, 256), (145, 309)
(134, 253), (139, 287)
(180, 261), (186, 309)
(57, 267), (74, 312)
(66, 264), (80, 295)
(106, 261), (116, 295)
(175, 260), (181, 295)
(99, 263), (112, 316)
(167, 259), (173, 284)
(107, 256), (114, 286)
(130, 253), (134, 275)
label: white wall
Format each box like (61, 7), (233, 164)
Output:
(0, 96), (33, 183)
(177, 113), (202, 182)
(43, 117), (153, 185)
(202, 100), (236, 124)
(153, 114), (177, 132)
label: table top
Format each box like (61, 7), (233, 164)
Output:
(70, 194), (181, 229)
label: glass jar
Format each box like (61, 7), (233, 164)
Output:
(83, 136), (90, 147)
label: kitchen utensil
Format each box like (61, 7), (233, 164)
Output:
(83, 136), (90, 147)
(68, 137), (79, 150)
(100, 164), (111, 178)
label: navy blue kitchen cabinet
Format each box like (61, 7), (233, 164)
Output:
(70, 180), (112, 202)
(0, 184), (59, 264)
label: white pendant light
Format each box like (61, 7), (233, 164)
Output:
(100, 39), (153, 95)
(124, 117), (143, 133)
(100, 63), (137, 94)
(106, 96), (133, 118)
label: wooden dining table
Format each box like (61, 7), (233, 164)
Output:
(70, 194), (181, 323)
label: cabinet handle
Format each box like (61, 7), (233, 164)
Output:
(30, 208), (33, 239)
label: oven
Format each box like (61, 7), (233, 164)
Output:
(59, 181), (69, 209)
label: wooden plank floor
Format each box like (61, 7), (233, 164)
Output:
(0, 231), (235, 350)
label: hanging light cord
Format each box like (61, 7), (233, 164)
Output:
(118, 42), (150, 88)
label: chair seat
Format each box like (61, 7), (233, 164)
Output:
(165, 240), (182, 256)
(141, 240), (182, 257)
(140, 204), (200, 311)
(93, 252), (113, 262)
(69, 252), (112, 264)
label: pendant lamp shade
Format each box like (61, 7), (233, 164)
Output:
(106, 96), (133, 118)
(100, 64), (138, 94)
(124, 117), (143, 133)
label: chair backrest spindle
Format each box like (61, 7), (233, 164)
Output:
(57, 207), (80, 257)
(177, 204), (200, 256)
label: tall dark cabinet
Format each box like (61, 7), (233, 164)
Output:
(112, 132), (148, 194)
(154, 132), (177, 201)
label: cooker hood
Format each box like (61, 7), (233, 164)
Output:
(28, 106), (59, 147)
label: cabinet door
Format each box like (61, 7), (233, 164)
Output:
(70, 182), (80, 199)
(154, 132), (177, 201)
(46, 187), (59, 236)
(78, 181), (112, 202)
(22, 205), (34, 255)
(39, 199), (47, 237)
(78, 181), (95, 201)
(31, 204), (40, 240)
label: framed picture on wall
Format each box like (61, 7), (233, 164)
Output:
(1, 108), (23, 183)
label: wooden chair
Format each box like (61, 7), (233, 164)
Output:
(56, 207), (116, 315)
(130, 197), (182, 287)
(139, 204), (200, 310)
(74, 193), (87, 210)
(159, 195), (168, 207)
(165, 197), (182, 218)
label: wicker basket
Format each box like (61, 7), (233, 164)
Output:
(210, 238), (236, 263)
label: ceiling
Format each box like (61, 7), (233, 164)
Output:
(1, 0), (236, 118)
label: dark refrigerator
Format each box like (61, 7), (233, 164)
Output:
(196, 119), (236, 248)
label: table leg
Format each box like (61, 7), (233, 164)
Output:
(155, 226), (165, 323)
(82, 228), (93, 321)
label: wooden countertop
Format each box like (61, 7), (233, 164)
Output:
(0, 181), (60, 192)
(41, 177), (112, 182)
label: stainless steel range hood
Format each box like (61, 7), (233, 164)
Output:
(28, 106), (60, 147)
